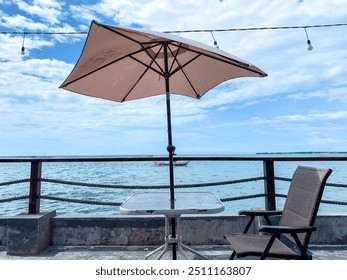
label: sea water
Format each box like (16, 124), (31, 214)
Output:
(0, 154), (346, 216)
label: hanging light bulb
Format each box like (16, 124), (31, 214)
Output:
(307, 39), (313, 51)
(21, 33), (26, 55)
(210, 31), (219, 49)
(304, 28), (313, 51)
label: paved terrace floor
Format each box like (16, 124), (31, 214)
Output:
(1, 245), (347, 260)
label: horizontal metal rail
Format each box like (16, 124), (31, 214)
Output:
(2, 155), (347, 162)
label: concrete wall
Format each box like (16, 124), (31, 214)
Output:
(51, 214), (347, 246)
(0, 212), (346, 255)
(3, 211), (56, 255)
(51, 214), (251, 246)
(0, 217), (7, 247)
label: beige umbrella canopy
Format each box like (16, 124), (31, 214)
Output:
(61, 21), (267, 102)
(60, 20), (267, 259)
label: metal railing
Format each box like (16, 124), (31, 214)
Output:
(1, 155), (347, 214)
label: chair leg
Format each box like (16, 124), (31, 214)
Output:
(229, 250), (236, 260)
(260, 234), (277, 260)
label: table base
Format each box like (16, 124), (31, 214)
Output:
(145, 215), (208, 260)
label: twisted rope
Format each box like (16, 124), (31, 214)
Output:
(325, 182), (347, 188)
(275, 193), (347, 206)
(0, 178), (30, 187)
(39, 194), (265, 206)
(0, 195), (28, 203)
(275, 176), (347, 188)
(221, 193), (265, 202)
(40, 176), (265, 189)
(40, 195), (121, 206)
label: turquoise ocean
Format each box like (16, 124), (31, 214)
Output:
(1, 154), (346, 216)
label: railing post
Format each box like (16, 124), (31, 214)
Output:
(263, 160), (276, 210)
(28, 161), (42, 214)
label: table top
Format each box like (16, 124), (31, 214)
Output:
(119, 192), (225, 215)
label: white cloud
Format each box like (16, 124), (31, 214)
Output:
(0, 58), (73, 100)
(308, 132), (346, 149)
(289, 87), (347, 103)
(0, 14), (49, 30)
(13, 0), (64, 25)
(274, 111), (347, 122)
(1, 0), (347, 155)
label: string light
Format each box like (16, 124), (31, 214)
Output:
(210, 31), (219, 49)
(1, 23), (346, 55)
(304, 28), (313, 51)
(21, 32), (25, 55)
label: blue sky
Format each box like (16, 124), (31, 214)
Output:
(1, 0), (347, 156)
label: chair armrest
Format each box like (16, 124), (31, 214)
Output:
(239, 210), (283, 217)
(259, 225), (317, 234)
(238, 210), (283, 234)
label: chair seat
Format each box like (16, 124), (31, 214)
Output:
(225, 233), (300, 258)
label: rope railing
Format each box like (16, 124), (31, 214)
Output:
(0, 172), (346, 210)
(0, 178), (30, 187)
(40, 176), (265, 189)
(275, 176), (347, 188)
(275, 176), (347, 206)
(39, 195), (121, 207)
(38, 176), (347, 207)
(0, 195), (29, 203)
(275, 193), (347, 206)
(221, 193), (266, 202)
(38, 193), (267, 207)
(36, 177), (266, 207)
(0, 178), (30, 204)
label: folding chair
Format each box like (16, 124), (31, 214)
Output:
(225, 166), (332, 260)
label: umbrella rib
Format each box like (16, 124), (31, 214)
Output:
(95, 22), (256, 74)
(175, 43), (266, 77)
(95, 21), (173, 75)
(166, 43), (183, 74)
(60, 43), (165, 87)
(167, 43), (202, 98)
(95, 21), (150, 45)
(130, 54), (164, 77)
(122, 44), (168, 101)
(121, 61), (153, 102)
(100, 22), (256, 74)
(140, 43), (166, 76)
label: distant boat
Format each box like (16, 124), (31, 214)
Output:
(153, 160), (189, 166)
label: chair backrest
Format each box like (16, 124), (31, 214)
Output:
(279, 166), (332, 247)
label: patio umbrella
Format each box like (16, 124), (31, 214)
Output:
(60, 20), (267, 258)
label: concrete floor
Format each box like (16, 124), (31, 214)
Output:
(1, 245), (347, 260)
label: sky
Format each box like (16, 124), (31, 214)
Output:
(1, 0), (347, 156)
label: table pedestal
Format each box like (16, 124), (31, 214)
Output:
(145, 215), (208, 260)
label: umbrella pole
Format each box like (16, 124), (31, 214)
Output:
(164, 43), (177, 260)
(165, 93), (175, 204)
(166, 92), (177, 260)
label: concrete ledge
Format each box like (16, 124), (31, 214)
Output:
(0, 218), (7, 246)
(6, 211), (56, 255)
(314, 216), (347, 244)
(1, 213), (346, 254)
(51, 214), (347, 246)
(52, 215), (165, 246)
(52, 214), (252, 246)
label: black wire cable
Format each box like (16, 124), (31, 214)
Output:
(1, 23), (346, 35)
